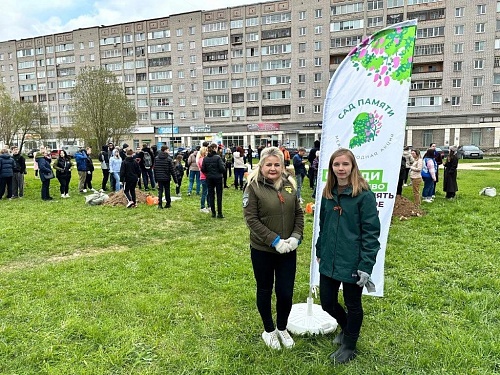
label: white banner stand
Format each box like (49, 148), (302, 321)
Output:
(287, 290), (337, 335)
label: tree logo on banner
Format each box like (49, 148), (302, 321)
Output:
(349, 26), (416, 87)
(349, 110), (383, 148)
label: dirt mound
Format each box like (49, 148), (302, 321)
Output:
(103, 189), (153, 206)
(392, 195), (425, 220)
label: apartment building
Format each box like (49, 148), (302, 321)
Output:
(1, 0), (500, 150)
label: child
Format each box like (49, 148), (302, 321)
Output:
(120, 149), (141, 208)
(174, 154), (184, 196)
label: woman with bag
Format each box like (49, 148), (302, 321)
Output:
(421, 149), (437, 203)
(53, 150), (72, 198)
(37, 149), (54, 201)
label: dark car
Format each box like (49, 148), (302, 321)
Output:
(457, 145), (484, 159)
(27, 148), (39, 158)
(437, 146), (449, 159)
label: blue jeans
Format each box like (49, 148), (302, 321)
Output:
(188, 170), (200, 194)
(234, 168), (245, 189)
(200, 179), (208, 209)
(112, 172), (121, 191)
(422, 176), (434, 199)
(295, 174), (304, 199)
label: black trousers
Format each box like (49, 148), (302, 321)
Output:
(84, 171), (93, 190)
(41, 179), (51, 200)
(101, 169), (109, 190)
(123, 180), (137, 204)
(0, 176), (13, 198)
(206, 176), (223, 215)
(251, 247), (296, 332)
(320, 274), (363, 338)
(57, 175), (71, 195)
(157, 180), (171, 207)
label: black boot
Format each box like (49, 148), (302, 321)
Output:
(330, 334), (357, 364)
(332, 330), (344, 346)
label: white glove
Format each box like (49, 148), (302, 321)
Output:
(275, 239), (292, 254)
(284, 237), (299, 251)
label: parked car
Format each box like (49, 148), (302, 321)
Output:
(61, 145), (80, 158)
(27, 148), (39, 158)
(456, 145), (484, 159)
(437, 146), (449, 159)
(50, 149), (62, 158)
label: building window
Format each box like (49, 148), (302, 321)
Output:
(452, 79), (462, 88)
(299, 58), (306, 68)
(453, 61), (463, 72)
(298, 90), (305, 98)
(314, 88), (321, 97)
(471, 129), (482, 145)
(453, 43), (464, 53)
(299, 43), (306, 53)
(473, 76), (484, 87)
(472, 95), (482, 105)
(298, 105), (305, 114)
(314, 72), (322, 82)
(455, 7), (464, 17)
(454, 25), (464, 35)
(476, 23), (485, 33)
(494, 73), (500, 84)
(477, 4), (486, 15)
(387, 0), (404, 7)
(313, 104), (321, 113)
(422, 130), (433, 146)
(299, 27), (306, 36)
(475, 41), (485, 52)
(368, 0), (384, 10)
(314, 57), (322, 66)
(493, 92), (500, 103)
(298, 74), (305, 83)
(474, 59), (484, 69)
(299, 11), (306, 20)
(177, 28), (183, 37)
(315, 9), (322, 18)
(314, 25), (323, 35)
(314, 41), (322, 51)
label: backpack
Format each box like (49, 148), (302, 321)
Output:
(143, 152), (152, 168)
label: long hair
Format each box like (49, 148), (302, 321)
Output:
(411, 149), (420, 160)
(323, 148), (369, 199)
(247, 147), (296, 190)
(423, 149), (435, 159)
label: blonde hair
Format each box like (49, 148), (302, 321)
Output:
(247, 147), (296, 190)
(323, 148), (368, 199)
(199, 146), (208, 157)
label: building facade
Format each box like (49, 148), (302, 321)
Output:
(1, 0), (500, 151)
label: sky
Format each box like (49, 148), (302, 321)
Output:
(1, 0), (274, 43)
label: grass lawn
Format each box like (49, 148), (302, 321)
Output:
(1, 166), (499, 374)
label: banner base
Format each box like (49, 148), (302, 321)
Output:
(287, 297), (338, 335)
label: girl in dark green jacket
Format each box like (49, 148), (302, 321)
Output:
(316, 148), (380, 364)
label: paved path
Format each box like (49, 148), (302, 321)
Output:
(458, 162), (500, 170)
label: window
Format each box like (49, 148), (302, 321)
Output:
(314, 72), (322, 82)
(313, 105), (321, 113)
(455, 7), (464, 17)
(299, 58), (306, 68)
(476, 23), (485, 33)
(298, 90), (305, 98)
(314, 88), (321, 97)
(387, 0), (404, 7)
(177, 43), (184, 51)
(89, 41), (94, 48)
(299, 27), (306, 36)
(314, 57), (322, 66)
(368, 17), (383, 28)
(477, 4), (486, 15)
(368, 0), (383, 10)
(332, 2), (364, 14)
(315, 9), (322, 18)
(475, 41), (485, 51)
(494, 73), (500, 84)
(474, 59), (484, 69)
(314, 41), (322, 51)
(314, 25), (323, 35)
(452, 79), (461, 88)
(453, 61), (462, 72)
(298, 74), (305, 83)
(190, 55), (197, 63)
(298, 105), (305, 114)
(493, 92), (500, 103)
(473, 77), (484, 87)
(299, 43), (306, 53)
(246, 17), (259, 27)
(454, 43), (464, 53)
(472, 95), (482, 105)
(299, 11), (306, 20)
(178, 70), (184, 79)
(454, 25), (464, 35)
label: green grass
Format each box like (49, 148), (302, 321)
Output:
(1, 168), (499, 374)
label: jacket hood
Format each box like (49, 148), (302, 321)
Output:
(0, 153), (11, 160)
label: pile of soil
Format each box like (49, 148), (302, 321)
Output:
(103, 189), (153, 206)
(392, 195), (425, 220)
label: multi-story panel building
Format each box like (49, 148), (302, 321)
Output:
(1, 0), (500, 150)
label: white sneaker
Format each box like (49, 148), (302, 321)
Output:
(83, 189), (87, 193)
(423, 198), (433, 203)
(262, 330), (281, 350)
(299, 198), (304, 204)
(403, 184), (408, 187)
(61, 194), (65, 198)
(432, 195), (435, 199)
(277, 329), (295, 349)
(200, 208), (210, 213)
(65, 193), (70, 198)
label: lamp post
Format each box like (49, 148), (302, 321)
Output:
(167, 111), (174, 154)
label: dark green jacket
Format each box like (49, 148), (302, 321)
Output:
(316, 185), (380, 283)
(243, 175), (304, 253)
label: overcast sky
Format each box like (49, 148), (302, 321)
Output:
(1, 0), (274, 43)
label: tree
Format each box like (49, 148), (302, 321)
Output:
(0, 84), (47, 152)
(70, 68), (137, 151)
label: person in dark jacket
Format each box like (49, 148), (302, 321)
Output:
(243, 146), (304, 350)
(201, 143), (226, 218)
(292, 147), (307, 202)
(120, 148), (141, 208)
(98, 145), (110, 191)
(443, 146), (459, 199)
(174, 153), (184, 197)
(154, 145), (178, 209)
(307, 140), (320, 188)
(139, 144), (156, 191)
(0, 148), (15, 199)
(11, 146), (26, 198)
(53, 150), (72, 198)
(37, 149), (54, 201)
(119, 143), (129, 160)
(84, 147), (94, 191)
(74, 148), (88, 192)
(316, 148), (380, 364)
